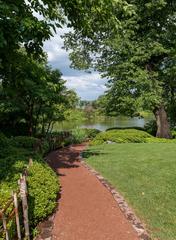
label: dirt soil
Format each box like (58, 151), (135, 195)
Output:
(47, 143), (139, 240)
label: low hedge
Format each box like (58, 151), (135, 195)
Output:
(145, 137), (176, 143)
(28, 161), (58, 226)
(0, 133), (59, 239)
(91, 129), (176, 145)
(106, 126), (145, 131)
(91, 129), (154, 145)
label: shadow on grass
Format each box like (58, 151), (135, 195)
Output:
(82, 149), (108, 159)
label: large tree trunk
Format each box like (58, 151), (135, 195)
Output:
(154, 105), (172, 139)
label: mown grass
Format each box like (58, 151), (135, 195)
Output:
(84, 143), (176, 240)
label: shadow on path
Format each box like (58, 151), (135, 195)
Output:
(44, 143), (139, 240)
(46, 144), (86, 176)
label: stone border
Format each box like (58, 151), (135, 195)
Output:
(80, 159), (151, 240)
(36, 146), (150, 240)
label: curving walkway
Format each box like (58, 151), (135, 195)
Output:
(47, 144), (139, 240)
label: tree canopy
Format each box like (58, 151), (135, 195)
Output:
(0, 0), (119, 136)
(0, 51), (79, 136)
(1, 0), (176, 138)
(63, 0), (176, 138)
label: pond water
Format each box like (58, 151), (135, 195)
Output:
(54, 115), (154, 132)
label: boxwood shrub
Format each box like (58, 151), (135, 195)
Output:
(145, 137), (176, 143)
(0, 133), (59, 239)
(106, 126), (145, 131)
(91, 129), (176, 145)
(91, 129), (153, 145)
(83, 128), (101, 139)
(28, 161), (59, 226)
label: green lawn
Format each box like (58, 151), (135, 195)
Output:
(84, 143), (176, 240)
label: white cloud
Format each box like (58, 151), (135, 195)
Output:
(43, 27), (108, 100)
(44, 27), (70, 62)
(63, 73), (107, 100)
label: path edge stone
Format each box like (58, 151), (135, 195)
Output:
(80, 159), (151, 240)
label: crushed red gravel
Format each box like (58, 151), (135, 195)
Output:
(47, 143), (139, 240)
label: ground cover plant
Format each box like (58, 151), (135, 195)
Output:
(0, 133), (59, 238)
(84, 143), (176, 240)
(71, 128), (101, 144)
(91, 129), (152, 145)
(91, 129), (176, 146)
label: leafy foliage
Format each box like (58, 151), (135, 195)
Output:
(28, 162), (58, 226)
(171, 130), (176, 139)
(0, 51), (78, 137)
(106, 126), (145, 131)
(71, 128), (88, 144)
(83, 128), (101, 139)
(0, 134), (58, 238)
(71, 128), (101, 144)
(91, 129), (176, 145)
(10, 136), (39, 149)
(144, 120), (157, 136)
(91, 129), (153, 145)
(64, 0), (176, 137)
(0, 0), (64, 83)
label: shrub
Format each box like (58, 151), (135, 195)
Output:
(91, 129), (153, 145)
(145, 137), (176, 143)
(90, 138), (105, 146)
(9, 136), (51, 155)
(45, 129), (99, 148)
(106, 126), (145, 131)
(10, 136), (39, 150)
(144, 120), (157, 136)
(71, 128), (88, 144)
(70, 128), (101, 144)
(83, 128), (101, 139)
(28, 161), (59, 226)
(0, 132), (12, 159)
(0, 135), (59, 239)
(46, 131), (72, 150)
(0, 132), (9, 146)
(171, 130), (176, 139)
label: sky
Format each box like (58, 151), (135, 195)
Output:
(43, 27), (107, 100)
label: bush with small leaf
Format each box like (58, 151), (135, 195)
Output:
(71, 128), (88, 143)
(83, 128), (101, 139)
(144, 120), (157, 136)
(91, 129), (153, 145)
(28, 161), (59, 226)
(0, 133), (59, 239)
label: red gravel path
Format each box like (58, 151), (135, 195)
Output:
(47, 144), (139, 240)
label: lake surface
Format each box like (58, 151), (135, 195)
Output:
(54, 115), (154, 132)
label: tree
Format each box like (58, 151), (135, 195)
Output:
(0, 0), (64, 84)
(63, 0), (176, 138)
(0, 0), (121, 85)
(0, 51), (70, 136)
